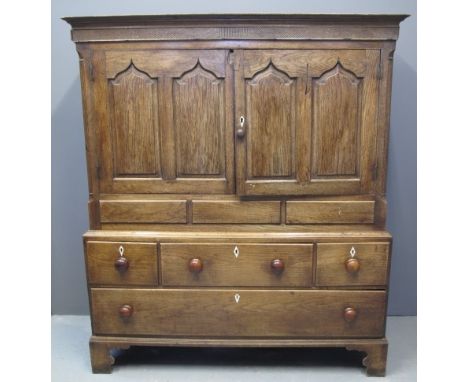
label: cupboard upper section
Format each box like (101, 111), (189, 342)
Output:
(67, 15), (407, 197)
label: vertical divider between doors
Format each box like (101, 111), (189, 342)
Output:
(225, 49), (236, 194)
(233, 49), (245, 195)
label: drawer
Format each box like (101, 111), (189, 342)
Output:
(316, 243), (390, 287)
(192, 200), (280, 224)
(100, 200), (187, 223)
(160, 243), (313, 287)
(86, 241), (158, 286)
(91, 288), (386, 338)
(286, 201), (375, 224)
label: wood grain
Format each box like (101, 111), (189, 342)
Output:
(86, 241), (158, 286)
(174, 64), (225, 176)
(88, 335), (388, 374)
(246, 64), (295, 178)
(91, 288), (387, 337)
(108, 64), (160, 176)
(312, 63), (360, 176)
(63, 14), (408, 42)
(316, 243), (389, 286)
(85, 227), (392, 242)
(89, 341), (114, 373)
(98, 50), (234, 194)
(237, 49), (379, 196)
(160, 243), (313, 286)
(346, 340), (388, 376)
(65, 14), (407, 375)
(105, 50), (226, 79)
(100, 200), (187, 223)
(242, 50), (369, 78)
(76, 46), (101, 229)
(192, 200), (280, 224)
(286, 201), (375, 224)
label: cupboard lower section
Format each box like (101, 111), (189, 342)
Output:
(90, 288), (386, 338)
(84, 228), (391, 376)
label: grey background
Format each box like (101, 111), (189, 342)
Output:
(52, 0), (416, 315)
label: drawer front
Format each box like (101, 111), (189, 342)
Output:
(316, 243), (390, 287)
(286, 201), (375, 224)
(86, 241), (158, 286)
(160, 243), (313, 287)
(91, 288), (386, 338)
(100, 200), (187, 223)
(192, 200), (280, 224)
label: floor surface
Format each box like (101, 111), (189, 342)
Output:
(52, 316), (416, 381)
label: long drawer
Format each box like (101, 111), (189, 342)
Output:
(91, 288), (386, 338)
(160, 243), (313, 287)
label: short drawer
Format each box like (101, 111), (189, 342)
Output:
(192, 200), (280, 224)
(91, 288), (386, 338)
(86, 241), (158, 286)
(160, 243), (313, 287)
(286, 201), (375, 224)
(316, 243), (390, 287)
(100, 200), (187, 223)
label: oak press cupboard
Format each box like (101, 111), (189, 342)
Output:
(64, 14), (408, 376)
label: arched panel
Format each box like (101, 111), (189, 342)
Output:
(109, 63), (160, 176)
(312, 62), (361, 177)
(173, 62), (225, 176)
(246, 64), (296, 178)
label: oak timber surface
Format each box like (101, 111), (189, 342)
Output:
(91, 288), (386, 337)
(160, 243), (313, 287)
(316, 243), (390, 287)
(86, 242), (158, 286)
(52, 316), (417, 380)
(65, 13), (406, 375)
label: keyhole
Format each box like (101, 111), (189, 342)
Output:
(234, 294), (240, 303)
(240, 116), (245, 127)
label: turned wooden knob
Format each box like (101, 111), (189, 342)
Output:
(345, 258), (360, 273)
(271, 259), (285, 274)
(118, 304), (133, 319)
(343, 307), (357, 322)
(188, 258), (203, 273)
(114, 256), (129, 272)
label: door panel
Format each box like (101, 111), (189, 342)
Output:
(235, 49), (379, 196)
(109, 65), (160, 176)
(246, 65), (295, 179)
(97, 49), (234, 194)
(174, 65), (225, 177)
(312, 64), (360, 177)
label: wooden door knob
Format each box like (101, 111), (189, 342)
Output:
(118, 304), (133, 318)
(114, 256), (129, 272)
(271, 259), (285, 274)
(188, 258), (203, 273)
(345, 258), (360, 273)
(343, 307), (357, 322)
